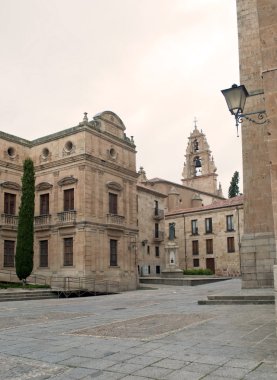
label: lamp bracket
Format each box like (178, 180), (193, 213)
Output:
(234, 110), (269, 137)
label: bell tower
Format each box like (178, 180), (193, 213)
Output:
(182, 119), (221, 195)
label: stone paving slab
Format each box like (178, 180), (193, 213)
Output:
(70, 313), (214, 339)
(0, 279), (276, 379)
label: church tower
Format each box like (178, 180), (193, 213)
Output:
(182, 119), (221, 196)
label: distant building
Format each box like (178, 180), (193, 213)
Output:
(166, 196), (243, 276)
(137, 122), (243, 277)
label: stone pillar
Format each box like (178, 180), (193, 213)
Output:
(274, 265), (277, 333)
(191, 193), (202, 208)
(162, 242), (183, 278)
(237, 0), (277, 288)
(168, 187), (179, 212)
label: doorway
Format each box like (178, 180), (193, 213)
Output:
(206, 258), (215, 274)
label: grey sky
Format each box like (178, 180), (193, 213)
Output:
(0, 0), (241, 196)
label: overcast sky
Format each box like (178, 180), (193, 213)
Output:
(0, 0), (241, 197)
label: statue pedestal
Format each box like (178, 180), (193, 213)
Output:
(161, 268), (184, 278)
(163, 241), (183, 278)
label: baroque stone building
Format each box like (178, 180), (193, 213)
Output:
(0, 111), (139, 290)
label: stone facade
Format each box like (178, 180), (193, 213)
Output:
(236, 0), (277, 288)
(137, 184), (167, 276)
(0, 111), (139, 290)
(166, 196), (243, 276)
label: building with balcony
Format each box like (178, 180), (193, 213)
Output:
(0, 111), (138, 290)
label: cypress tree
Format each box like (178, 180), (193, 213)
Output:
(16, 158), (35, 282)
(228, 171), (240, 198)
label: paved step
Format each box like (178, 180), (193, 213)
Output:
(198, 294), (275, 305)
(207, 295), (274, 301)
(139, 277), (231, 286)
(0, 290), (58, 302)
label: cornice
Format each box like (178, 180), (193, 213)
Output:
(0, 121), (135, 150)
(35, 153), (139, 179)
(0, 159), (23, 171)
(0, 131), (31, 146)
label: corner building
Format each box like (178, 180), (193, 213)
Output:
(0, 111), (138, 290)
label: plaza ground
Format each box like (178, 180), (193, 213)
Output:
(0, 279), (276, 379)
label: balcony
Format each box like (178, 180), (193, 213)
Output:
(153, 231), (164, 242)
(34, 215), (52, 229)
(57, 211), (77, 225)
(106, 214), (125, 229)
(1, 213), (18, 228)
(153, 208), (164, 220)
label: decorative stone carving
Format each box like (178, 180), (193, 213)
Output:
(0, 181), (21, 191)
(57, 176), (78, 187)
(62, 141), (76, 156)
(39, 147), (52, 162)
(35, 182), (53, 191)
(106, 181), (122, 191)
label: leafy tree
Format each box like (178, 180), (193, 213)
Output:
(228, 171), (240, 198)
(16, 158), (35, 282)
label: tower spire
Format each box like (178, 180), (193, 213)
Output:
(193, 116), (198, 129)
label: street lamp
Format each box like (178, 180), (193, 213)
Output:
(221, 84), (268, 136)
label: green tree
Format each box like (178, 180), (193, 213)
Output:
(15, 158), (35, 282)
(228, 171), (240, 198)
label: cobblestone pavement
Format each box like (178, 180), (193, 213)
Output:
(0, 279), (276, 379)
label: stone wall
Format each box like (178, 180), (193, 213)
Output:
(237, 0), (277, 288)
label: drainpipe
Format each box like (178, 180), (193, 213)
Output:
(184, 214), (187, 270)
(236, 206), (241, 276)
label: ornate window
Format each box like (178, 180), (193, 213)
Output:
(4, 240), (15, 267)
(109, 193), (118, 214)
(39, 240), (48, 267)
(110, 239), (117, 266)
(64, 238), (73, 266)
(64, 189), (74, 211)
(40, 194), (49, 215)
(4, 193), (16, 215)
